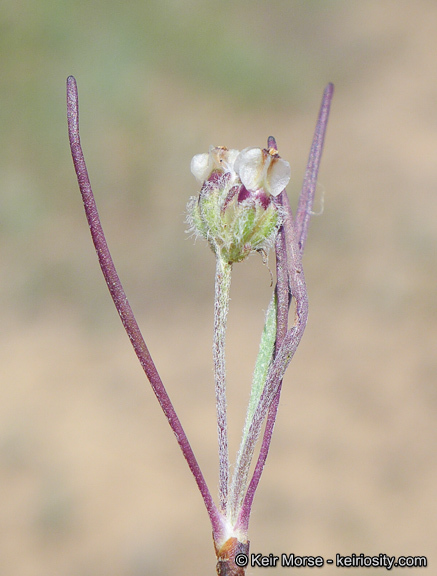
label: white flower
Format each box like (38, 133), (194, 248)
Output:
(190, 146), (240, 184)
(191, 145), (290, 198)
(188, 144), (288, 263)
(234, 147), (290, 197)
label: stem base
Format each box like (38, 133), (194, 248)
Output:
(214, 536), (250, 576)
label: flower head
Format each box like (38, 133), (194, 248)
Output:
(187, 145), (290, 264)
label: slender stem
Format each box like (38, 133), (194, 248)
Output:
(238, 194), (308, 531)
(235, 191), (292, 521)
(237, 216), (290, 529)
(238, 81), (334, 529)
(229, 292), (276, 522)
(229, 185), (290, 523)
(273, 200), (292, 348)
(66, 75), (225, 540)
(295, 83), (334, 252)
(254, 142), (291, 514)
(214, 255), (232, 513)
(269, 136), (292, 344)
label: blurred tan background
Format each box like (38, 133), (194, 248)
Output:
(1, 1), (436, 574)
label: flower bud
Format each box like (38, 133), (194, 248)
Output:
(187, 145), (290, 264)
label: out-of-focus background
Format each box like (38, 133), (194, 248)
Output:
(1, 1), (436, 574)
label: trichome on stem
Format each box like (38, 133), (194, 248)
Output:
(67, 76), (333, 575)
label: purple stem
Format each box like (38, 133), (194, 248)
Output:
(237, 193), (307, 532)
(268, 136), (290, 346)
(238, 84), (334, 531)
(66, 76), (224, 540)
(232, 187), (290, 525)
(295, 83), (334, 252)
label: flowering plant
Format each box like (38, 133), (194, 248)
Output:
(67, 76), (333, 575)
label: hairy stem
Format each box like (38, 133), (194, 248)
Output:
(66, 75), (225, 541)
(237, 80), (334, 529)
(229, 138), (292, 525)
(295, 83), (334, 252)
(238, 190), (306, 531)
(229, 293), (277, 522)
(233, 192), (291, 522)
(214, 255), (232, 513)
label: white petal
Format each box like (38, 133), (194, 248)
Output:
(209, 147), (239, 173)
(221, 148), (240, 184)
(224, 148), (240, 172)
(234, 147), (264, 191)
(190, 153), (210, 182)
(265, 157), (291, 196)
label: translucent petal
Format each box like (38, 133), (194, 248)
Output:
(234, 148), (264, 192)
(265, 157), (291, 196)
(191, 153), (210, 182)
(209, 147), (239, 174)
(225, 149), (240, 172)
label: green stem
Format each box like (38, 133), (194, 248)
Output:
(214, 255), (232, 513)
